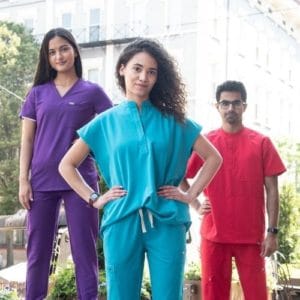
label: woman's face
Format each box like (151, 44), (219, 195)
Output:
(119, 51), (158, 104)
(48, 36), (77, 75)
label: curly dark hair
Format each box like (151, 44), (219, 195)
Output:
(115, 38), (187, 123)
(216, 80), (247, 102)
(33, 27), (82, 86)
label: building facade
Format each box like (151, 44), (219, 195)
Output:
(1, 0), (300, 140)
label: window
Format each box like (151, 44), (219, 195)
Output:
(24, 18), (33, 31)
(62, 13), (72, 31)
(88, 68), (99, 83)
(89, 9), (100, 42)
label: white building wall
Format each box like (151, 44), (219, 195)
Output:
(1, 0), (300, 140)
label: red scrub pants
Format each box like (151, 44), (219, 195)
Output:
(201, 238), (268, 300)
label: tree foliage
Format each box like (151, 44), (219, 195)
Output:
(0, 21), (39, 214)
(278, 184), (300, 263)
(276, 137), (300, 193)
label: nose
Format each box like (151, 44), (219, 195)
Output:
(226, 103), (237, 111)
(55, 50), (63, 60)
(139, 71), (148, 82)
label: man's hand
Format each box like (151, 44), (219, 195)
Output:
(260, 234), (278, 257)
(198, 198), (211, 215)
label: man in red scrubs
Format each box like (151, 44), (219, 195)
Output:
(184, 80), (286, 300)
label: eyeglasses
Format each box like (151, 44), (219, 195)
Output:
(218, 100), (245, 109)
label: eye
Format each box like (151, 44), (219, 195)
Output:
(133, 66), (141, 72)
(61, 46), (71, 52)
(148, 70), (157, 76)
(48, 50), (56, 57)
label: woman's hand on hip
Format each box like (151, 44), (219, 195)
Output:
(94, 186), (127, 209)
(157, 185), (192, 204)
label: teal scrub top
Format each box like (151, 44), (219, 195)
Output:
(78, 100), (202, 233)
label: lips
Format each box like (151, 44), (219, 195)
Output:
(135, 84), (148, 88)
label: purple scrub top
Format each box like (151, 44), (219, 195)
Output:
(20, 79), (112, 191)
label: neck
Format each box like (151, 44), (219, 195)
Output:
(222, 123), (243, 133)
(127, 97), (148, 109)
(54, 72), (78, 87)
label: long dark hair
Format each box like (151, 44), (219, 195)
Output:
(33, 28), (82, 86)
(115, 38), (187, 123)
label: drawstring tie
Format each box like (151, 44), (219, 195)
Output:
(138, 209), (154, 233)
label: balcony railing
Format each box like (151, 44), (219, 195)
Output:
(34, 23), (150, 46)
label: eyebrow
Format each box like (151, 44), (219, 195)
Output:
(49, 44), (70, 51)
(220, 99), (242, 102)
(133, 63), (157, 70)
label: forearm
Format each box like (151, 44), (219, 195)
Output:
(265, 176), (280, 228)
(186, 134), (222, 202)
(187, 155), (221, 202)
(19, 139), (33, 182)
(178, 178), (200, 212)
(59, 162), (94, 203)
(266, 191), (279, 228)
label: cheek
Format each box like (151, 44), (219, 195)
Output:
(48, 57), (56, 68)
(150, 77), (157, 88)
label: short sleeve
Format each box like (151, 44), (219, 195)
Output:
(262, 137), (286, 176)
(19, 88), (36, 120)
(93, 85), (113, 114)
(77, 115), (102, 154)
(184, 118), (202, 151)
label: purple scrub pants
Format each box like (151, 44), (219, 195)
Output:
(25, 189), (99, 300)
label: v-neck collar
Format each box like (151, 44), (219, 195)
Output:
(52, 79), (80, 99)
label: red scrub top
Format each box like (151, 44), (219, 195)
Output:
(186, 127), (286, 244)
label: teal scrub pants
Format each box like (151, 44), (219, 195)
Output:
(102, 208), (186, 300)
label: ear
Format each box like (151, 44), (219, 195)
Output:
(243, 103), (247, 111)
(119, 64), (125, 76)
(214, 102), (219, 110)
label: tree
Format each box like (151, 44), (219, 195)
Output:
(276, 137), (300, 193)
(0, 21), (39, 214)
(278, 184), (300, 263)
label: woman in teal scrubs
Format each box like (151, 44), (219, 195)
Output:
(59, 38), (222, 300)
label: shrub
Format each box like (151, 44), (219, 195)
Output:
(184, 261), (201, 280)
(48, 263), (77, 299)
(0, 288), (18, 300)
(278, 184), (300, 263)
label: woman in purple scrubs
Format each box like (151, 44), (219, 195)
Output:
(18, 28), (112, 300)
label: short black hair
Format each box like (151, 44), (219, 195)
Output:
(216, 80), (247, 102)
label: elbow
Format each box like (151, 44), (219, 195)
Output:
(214, 151), (223, 169)
(218, 152), (223, 166)
(58, 158), (67, 178)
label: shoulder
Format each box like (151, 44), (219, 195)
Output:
(94, 103), (121, 120)
(205, 128), (221, 139)
(243, 127), (270, 141)
(181, 117), (202, 129)
(79, 79), (105, 93)
(26, 83), (51, 99)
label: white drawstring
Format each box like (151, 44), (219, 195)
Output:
(139, 209), (146, 233)
(148, 210), (154, 228)
(138, 209), (154, 233)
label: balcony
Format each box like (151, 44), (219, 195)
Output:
(33, 23), (150, 47)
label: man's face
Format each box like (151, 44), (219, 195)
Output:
(216, 91), (247, 125)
